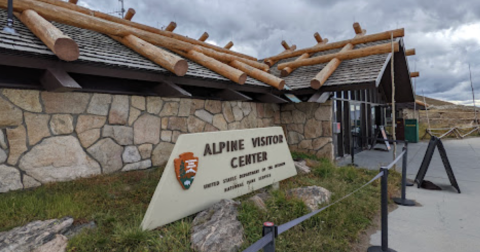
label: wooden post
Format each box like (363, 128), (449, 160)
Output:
(165, 22), (176, 32)
(264, 44), (296, 67)
(230, 60), (285, 90)
(410, 72), (420, 78)
(391, 32), (397, 166)
(68, 0), (78, 4)
(14, 10), (79, 61)
(198, 32), (209, 42)
(314, 32), (323, 43)
(192, 45), (269, 72)
(224, 41), (234, 50)
(124, 8), (135, 21)
(405, 48), (415, 56)
(281, 40), (291, 50)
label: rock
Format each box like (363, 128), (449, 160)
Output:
(313, 138), (330, 150)
(161, 130), (172, 142)
(0, 130), (7, 149)
(131, 96), (146, 110)
(22, 174), (41, 189)
(241, 102), (252, 116)
(87, 138), (124, 174)
(78, 129), (101, 148)
(128, 107), (141, 126)
(195, 109), (213, 124)
(222, 102), (235, 123)
(204, 124), (219, 132)
(24, 113), (50, 146)
(122, 146), (141, 163)
(152, 142), (174, 167)
(212, 114), (228, 131)
(227, 122), (241, 130)
(191, 199), (244, 252)
(42, 92), (90, 114)
(304, 118), (323, 139)
(0, 165), (23, 193)
(263, 104), (275, 118)
(167, 117), (187, 132)
(147, 97), (163, 114)
(134, 114), (161, 145)
(232, 106), (243, 121)
(248, 195), (267, 211)
(63, 221), (97, 239)
(294, 160), (311, 174)
(281, 111), (293, 124)
(316, 143), (333, 160)
(255, 191), (272, 202)
(190, 99), (205, 112)
(33, 234), (67, 252)
(159, 102), (179, 116)
(0, 149), (6, 164)
(314, 106), (332, 121)
(0, 217), (73, 252)
(161, 117), (169, 129)
(256, 103), (264, 118)
(102, 125), (134, 145)
(172, 131), (182, 143)
(178, 99), (191, 117)
(109, 95), (129, 125)
(19, 136), (101, 183)
(287, 123), (304, 134)
(122, 159), (152, 172)
(138, 144), (153, 159)
(50, 114), (74, 135)
(76, 115), (106, 134)
(287, 186), (331, 212)
(2, 89), (42, 112)
(298, 139), (313, 150)
(287, 131), (304, 145)
(87, 93), (112, 116)
(0, 96), (23, 127)
(322, 121), (332, 137)
(205, 100), (222, 114)
(187, 116), (206, 133)
(292, 110), (307, 124)
(7, 126), (27, 165)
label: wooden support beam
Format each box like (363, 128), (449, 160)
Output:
(165, 22), (176, 32)
(278, 41), (399, 70)
(229, 60), (285, 90)
(410, 72), (419, 78)
(216, 88), (252, 101)
(405, 48), (415, 56)
(198, 32), (209, 42)
(40, 67), (81, 91)
(415, 100), (428, 107)
(265, 28), (404, 62)
(3, 0), (268, 71)
(353, 22), (366, 37)
(111, 35), (188, 76)
(224, 41), (234, 50)
(68, 0), (77, 4)
(153, 81), (191, 97)
(281, 40), (291, 50)
(307, 92), (330, 103)
(264, 44), (296, 67)
(14, 10), (79, 61)
(254, 93), (288, 103)
(124, 8), (135, 21)
(33, 0), (257, 61)
(314, 32), (324, 43)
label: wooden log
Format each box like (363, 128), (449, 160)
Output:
(410, 72), (420, 78)
(68, 0), (77, 4)
(405, 48), (415, 56)
(264, 45), (296, 67)
(353, 22), (366, 36)
(2, 0), (268, 71)
(173, 49), (247, 84)
(281, 40), (290, 50)
(266, 28), (404, 62)
(198, 32), (209, 42)
(230, 60), (285, 90)
(165, 22), (176, 32)
(278, 41), (399, 69)
(314, 32), (324, 43)
(14, 10), (79, 61)
(33, 0), (257, 61)
(111, 35), (188, 76)
(40, 67), (81, 91)
(281, 53), (310, 77)
(224, 41), (234, 50)
(124, 8), (135, 21)
(416, 100), (428, 107)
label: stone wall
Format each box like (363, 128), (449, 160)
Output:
(0, 88), (332, 193)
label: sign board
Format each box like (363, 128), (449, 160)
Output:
(141, 127), (297, 230)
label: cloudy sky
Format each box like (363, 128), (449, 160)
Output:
(79, 0), (480, 106)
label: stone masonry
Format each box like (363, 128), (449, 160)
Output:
(0, 88), (332, 193)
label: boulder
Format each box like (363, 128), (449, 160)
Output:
(287, 186), (331, 212)
(248, 195), (267, 211)
(87, 93), (112, 116)
(0, 217), (73, 252)
(122, 146), (141, 163)
(24, 113), (51, 145)
(152, 142), (174, 167)
(294, 160), (311, 175)
(122, 159), (152, 172)
(33, 234), (68, 252)
(63, 221), (97, 239)
(2, 89), (42, 112)
(87, 138), (124, 174)
(0, 165), (23, 193)
(108, 95), (129, 125)
(50, 114), (74, 135)
(19, 136), (101, 183)
(134, 114), (161, 145)
(0, 96), (23, 127)
(191, 199), (244, 252)
(102, 125), (134, 145)
(41, 92), (90, 114)
(6, 126), (27, 165)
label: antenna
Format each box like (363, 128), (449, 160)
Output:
(107, 0), (126, 18)
(2, 0), (17, 35)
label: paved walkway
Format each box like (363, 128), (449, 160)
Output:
(338, 138), (480, 252)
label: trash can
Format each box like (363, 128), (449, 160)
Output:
(405, 119), (419, 143)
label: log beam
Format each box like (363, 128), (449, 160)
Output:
(153, 81), (191, 97)
(353, 22), (366, 37)
(40, 67), (81, 91)
(281, 40), (291, 50)
(410, 72), (419, 78)
(33, 0), (257, 61)
(307, 92), (330, 103)
(111, 35), (188, 76)
(265, 28), (404, 62)
(278, 41), (399, 70)
(124, 8), (135, 21)
(165, 22), (176, 32)
(14, 10), (79, 61)
(230, 60), (285, 90)
(68, 0), (77, 4)
(224, 41), (234, 50)
(216, 89), (252, 101)
(264, 44), (296, 67)
(405, 48), (415, 56)
(198, 32), (209, 42)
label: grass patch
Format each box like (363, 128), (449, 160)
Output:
(0, 153), (400, 252)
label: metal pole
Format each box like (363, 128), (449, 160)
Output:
(468, 64), (478, 126)
(393, 142), (415, 206)
(263, 222), (276, 252)
(351, 133), (358, 167)
(2, 0), (17, 34)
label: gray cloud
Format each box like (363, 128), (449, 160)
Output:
(80, 0), (480, 104)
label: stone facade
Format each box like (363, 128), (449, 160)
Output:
(0, 88), (332, 193)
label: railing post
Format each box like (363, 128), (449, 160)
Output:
(351, 133), (358, 167)
(262, 222), (277, 252)
(368, 168), (397, 252)
(393, 142), (415, 206)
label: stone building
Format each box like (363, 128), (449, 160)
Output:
(0, 3), (414, 193)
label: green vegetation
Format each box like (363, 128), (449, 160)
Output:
(0, 152), (400, 251)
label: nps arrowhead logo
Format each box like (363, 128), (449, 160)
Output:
(174, 152), (199, 190)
